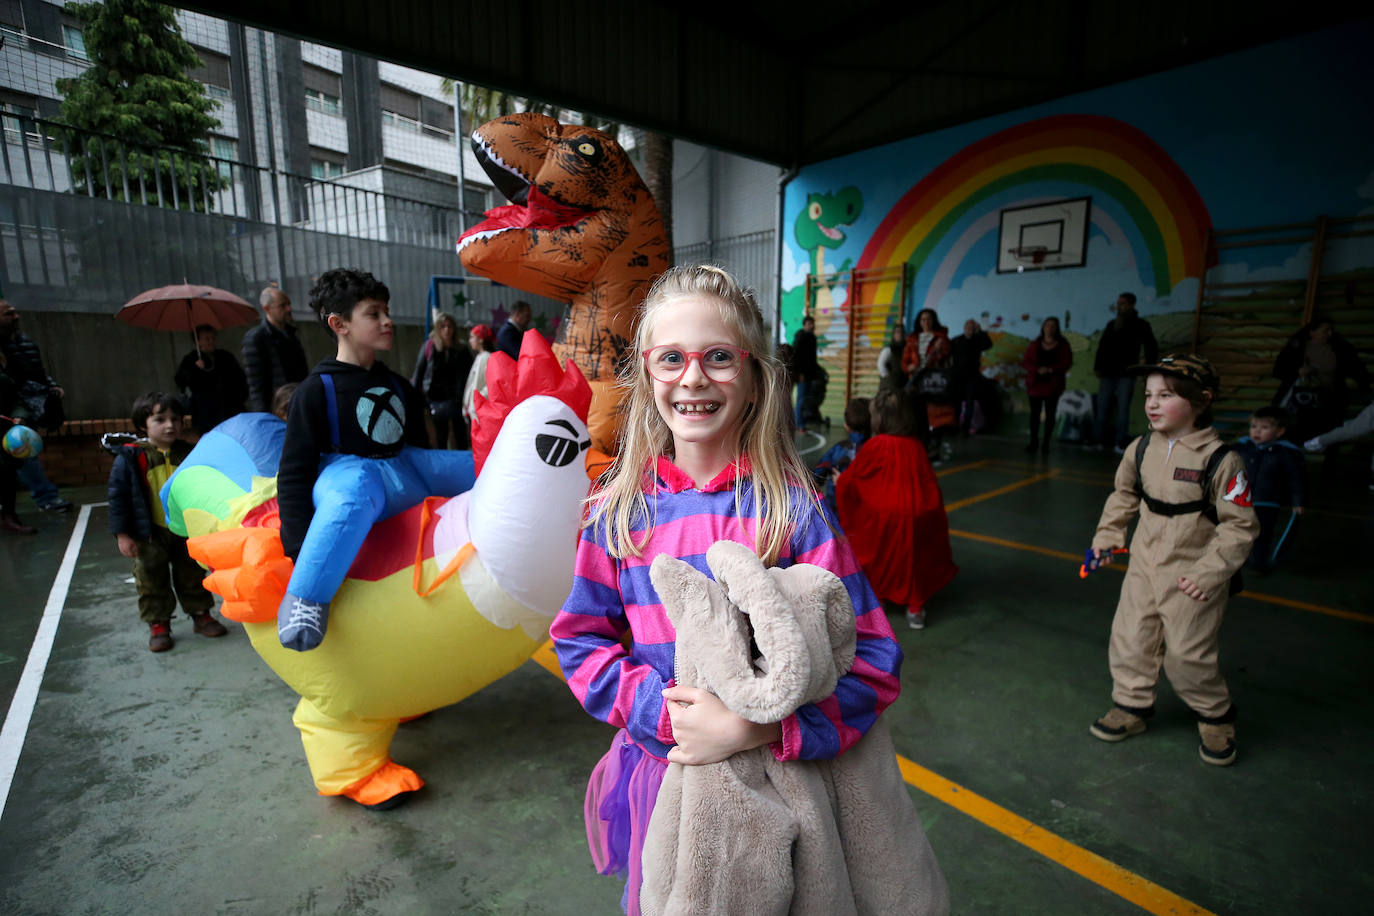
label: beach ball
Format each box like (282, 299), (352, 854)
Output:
(2, 424), (42, 459)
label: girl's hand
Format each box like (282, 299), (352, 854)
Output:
(1092, 547), (1113, 567)
(662, 685), (782, 766)
(1177, 577), (1208, 601)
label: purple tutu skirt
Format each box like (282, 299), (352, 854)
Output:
(585, 729), (668, 916)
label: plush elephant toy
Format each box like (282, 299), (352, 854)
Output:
(641, 541), (949, 916)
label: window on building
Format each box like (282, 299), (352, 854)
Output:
(310, 159), (345, 180)
(188, 48), (231, 103)
(209, 136), (237, 180)
(419, 97), (455, 138)
(203, 83), (231, 105)
(305, 89), (342, 117)
(463, 183), (490, 214)
(381, 108), (423, 134)
(61, 25), (86, 60)
(303, 64), (343, 117)
(0, 92), (40, 144)
(309, 146), (347, 180)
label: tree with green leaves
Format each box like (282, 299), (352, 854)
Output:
(56, 0), (224, 210)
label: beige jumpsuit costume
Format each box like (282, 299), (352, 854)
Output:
(1093, 427), (1259, 720)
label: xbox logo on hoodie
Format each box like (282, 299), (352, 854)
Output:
(357, 386), (405, 444)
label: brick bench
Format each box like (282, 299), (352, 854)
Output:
(33, 418), (138, 488)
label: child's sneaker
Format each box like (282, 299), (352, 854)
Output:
(1090, 706), (1147, 742)
(906, 607), (926, 629)
(148, 621), (174, 653)
(1197, 721), (1237, 766)
(191, 612), (228, 638)
(278, 593), (329, 651)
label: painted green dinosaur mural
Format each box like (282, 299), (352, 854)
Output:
(783, 186), (864, 343)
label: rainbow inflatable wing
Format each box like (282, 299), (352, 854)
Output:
(164, 331), (592, 808)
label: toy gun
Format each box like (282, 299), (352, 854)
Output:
(1079, 547), (1128, 578)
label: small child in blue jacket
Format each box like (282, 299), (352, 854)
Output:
(1234, 406), (1306, 572)
(108, 392), (228, 652)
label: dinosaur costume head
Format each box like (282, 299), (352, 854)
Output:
(457, 113), (669, 453)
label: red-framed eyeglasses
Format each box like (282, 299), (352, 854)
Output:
(643, 343), (750, 383)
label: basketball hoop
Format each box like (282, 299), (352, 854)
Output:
(1008, 245), (1049, 272)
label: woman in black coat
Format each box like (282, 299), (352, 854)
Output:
(412, 313), (474, 449)
(1272, 314), (1370, 441)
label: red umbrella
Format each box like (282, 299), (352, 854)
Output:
(116, 283), (258, 332)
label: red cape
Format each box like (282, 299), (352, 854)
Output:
(836, 434), (958, 607)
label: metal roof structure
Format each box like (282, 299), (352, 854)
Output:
(182, 0), (1358, 167)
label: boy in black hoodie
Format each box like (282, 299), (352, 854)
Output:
(275, 269), (475, 651)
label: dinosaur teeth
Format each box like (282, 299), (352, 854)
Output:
(473, 132), (527, 185)
(456, 229), (507, 253)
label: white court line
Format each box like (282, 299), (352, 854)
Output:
(796, 429), (827, 459)
(0, 503), (93, 821)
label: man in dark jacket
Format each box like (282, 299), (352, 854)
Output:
(0, 299), (72, 512)
(495, 301), (532, 362)
(175, 324), (249, 434)
(1091, 292), (1157, 452)
(242, 286), (309, 412)
(792, 315), (821, 429)
(951, 319), (992, 434)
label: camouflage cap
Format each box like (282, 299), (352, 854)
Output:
(1130, 353), (1220, 392)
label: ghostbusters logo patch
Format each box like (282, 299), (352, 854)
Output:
(1221, 470), (1252, 507)
(1173, 467), (1203, 483)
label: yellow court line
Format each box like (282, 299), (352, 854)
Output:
(944, 470), (1057, 512)
(896, 757), (1214, 916)
(530, 637), (1209, 914)
(934, 458), (991, 477)
(948, 528), (1374, 625)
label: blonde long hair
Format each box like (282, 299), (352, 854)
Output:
(587, 265), (813, 565)
(429, 312), (458, 351)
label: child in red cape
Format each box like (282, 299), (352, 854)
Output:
(837, 389), (958, 629)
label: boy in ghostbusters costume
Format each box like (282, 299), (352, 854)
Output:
(1087, 355), (1259, 766)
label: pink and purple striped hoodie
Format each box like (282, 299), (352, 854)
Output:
(551, 456), (903, 762)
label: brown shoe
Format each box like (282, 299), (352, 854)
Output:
(1, 513), (37, 534)
(1090, 706), (1147, 742)
(1198, 721), (1237, 766)
(191, 613), (228, 638)
(148, 621), (174, 652)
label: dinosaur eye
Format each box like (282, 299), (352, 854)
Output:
(576, 141), (597, 157)
(808, 202), (821, 220)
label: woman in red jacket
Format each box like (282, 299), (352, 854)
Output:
(1022, 316), (1073, 454)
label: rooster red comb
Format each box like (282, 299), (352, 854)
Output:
(471, 328), (592, 475)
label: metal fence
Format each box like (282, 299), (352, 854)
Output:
(0, 114), (482, 323)
(674, 228), (778, 327)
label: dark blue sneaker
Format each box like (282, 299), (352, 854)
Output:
(278, 593), (329, 651)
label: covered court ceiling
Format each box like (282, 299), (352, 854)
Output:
(183, 0), (1357, 167)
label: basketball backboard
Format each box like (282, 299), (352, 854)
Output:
(997, 197), (1091, 273)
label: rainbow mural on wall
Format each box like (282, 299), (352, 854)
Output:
(853, 114), (1213, 309)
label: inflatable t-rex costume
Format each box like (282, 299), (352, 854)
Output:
(642, 541), (948, 916)
(457, 112), (669, 454)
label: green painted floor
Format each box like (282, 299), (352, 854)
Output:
(1, 434), (1371, 914)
